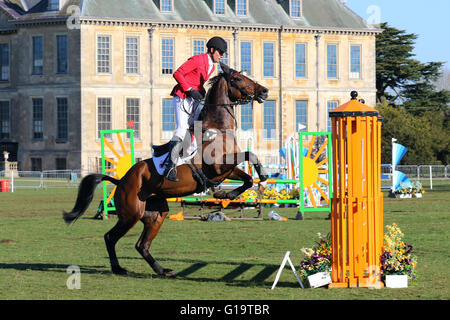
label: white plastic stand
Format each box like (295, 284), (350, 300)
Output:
(271, 251), (304, 289)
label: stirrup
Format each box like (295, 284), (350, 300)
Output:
(165, 166), (179, 182)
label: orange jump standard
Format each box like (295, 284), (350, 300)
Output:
(328, 91), (384, 289)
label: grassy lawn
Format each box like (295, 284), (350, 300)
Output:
(0, 180), (448, 300)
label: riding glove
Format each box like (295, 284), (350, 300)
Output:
(187, 89), (204, 101)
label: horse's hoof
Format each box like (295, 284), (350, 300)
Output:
(259, 175), (268, 182)
(213, 190), (227, 199)
(163, 269), (176, 277)
(112, 266), (128, 276)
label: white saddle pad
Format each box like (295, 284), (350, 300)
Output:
(152, 137), (197, 176)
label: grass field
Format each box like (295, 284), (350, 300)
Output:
(0, 180), (449, 300)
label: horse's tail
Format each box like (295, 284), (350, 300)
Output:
(62, 174), (120, 225)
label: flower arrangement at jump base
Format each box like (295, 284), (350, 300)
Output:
(297, 232), (332, 288)
(381, 223), (418, 288)
(392, 181), (425, 198)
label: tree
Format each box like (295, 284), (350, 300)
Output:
(375, 23), (450, 165)
(376, 22), (448, 113)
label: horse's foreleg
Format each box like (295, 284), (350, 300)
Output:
(135, 211), (175, 277)
(224, 151), (268, 182)
(214, 167), (253, 200)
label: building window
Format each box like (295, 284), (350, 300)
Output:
(290, 0), (302, 18)
(126, 98), (140, 139)
(296, 100), (307, 132)
(56, 35), (68, 74)
(48, 0), (59, 11)
(0, 101), (10, 139)
(264, 100), (276, 139)
(327, 44), (338, 79)
(217, 40), (229, 73)
(350, 45), (361, 79)
(55, 158), (67, 170)
(126, 36), (139, 74)
(0, 44), (9, 81)
(162, 98), (175, 134)
(160, 0), (172, 12)
(236, 0), (247, 15)
(240, 102), (253, 131)
(32, 36), (43, 75)
(97, 98), (112, 139)
(327, 101), (338, 132)
(31, 158), (42, 171)
(263, 42), (274, 77)
(56, 98), (68, 141)
(295, 43), (306, 78)
(161, 38), (174, 75)
(193, 39), (205, 56)
(97, 35), (111, 73)
(214, 0), (225, 14)
(32, 98), (43, 140)
(240, 41), (252, 75)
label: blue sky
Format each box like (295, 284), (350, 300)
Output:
(345, 0), (450, 69)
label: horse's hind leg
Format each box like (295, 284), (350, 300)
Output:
(104, 218), (138, 275)
(135, 211), (175, 276)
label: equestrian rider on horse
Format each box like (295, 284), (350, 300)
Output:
(165, 36), (228, 182)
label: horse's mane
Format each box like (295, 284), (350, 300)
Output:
(207, 72), (226, 87)
(198, 73), (228, 122)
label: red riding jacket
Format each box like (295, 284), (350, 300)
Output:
(170, 53), (215, 99)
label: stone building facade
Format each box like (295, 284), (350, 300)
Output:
(0, 0), (381, 171)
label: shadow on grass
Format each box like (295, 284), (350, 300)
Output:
(120, 256), (302, 288)
(0, 257), (302, 289)
(0, 263), (108, 275)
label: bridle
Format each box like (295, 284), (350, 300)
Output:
(228, 73), (257, 105)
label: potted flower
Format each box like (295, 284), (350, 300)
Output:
(411, 181), (425, 198)
(298, 233), (332, 288)
(381, 223), (418, 288)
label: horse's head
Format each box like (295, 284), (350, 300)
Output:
(220, 63), (268, 104)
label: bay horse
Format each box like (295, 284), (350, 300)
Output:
(63, 63), (269, 276)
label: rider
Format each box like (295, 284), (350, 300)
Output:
(164, 36), (227, 182)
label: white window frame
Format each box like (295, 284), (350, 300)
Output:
(294, 42), (307, 79)
(349, 44), (362, 80)
(96, 97), (113, 140)
(0, 42), (10, 81)
(192, 38), (206, 57)
(160, 0), (173, 12)
(236, 0), (248, 16)
(125, 35), (140, 75)
(96, 34), (112, 74)
(55, 33), (68, 74)
(290, 0), (302, 18)
(161, 37), (175, 76)
(326, 43), (339, 80)
(214, 0), (226, 15)
(125, 97), (141, 140)
(262, 41), (276, 78)
(161, 98), (175, 140)
(240, 40), (253, 76)
(31, 35), (44, 75)
(0, 100), (10, 139)
(55, 96), (69, 142)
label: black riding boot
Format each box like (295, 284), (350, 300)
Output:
(164, 137), (183, 182)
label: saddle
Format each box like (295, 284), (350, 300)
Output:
(152, 141), (175, 157)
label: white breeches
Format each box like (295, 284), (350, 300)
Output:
(173, 96), (201, 140)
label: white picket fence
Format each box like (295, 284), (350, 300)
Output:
(0, 165), (449, 192)
(0, 170), (95, 192)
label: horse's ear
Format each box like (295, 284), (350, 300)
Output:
(219, 62), (230, 75)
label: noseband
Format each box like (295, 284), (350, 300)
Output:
(229, 73), (257, 105)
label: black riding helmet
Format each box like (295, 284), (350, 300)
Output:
(206, 36), (227, 54)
